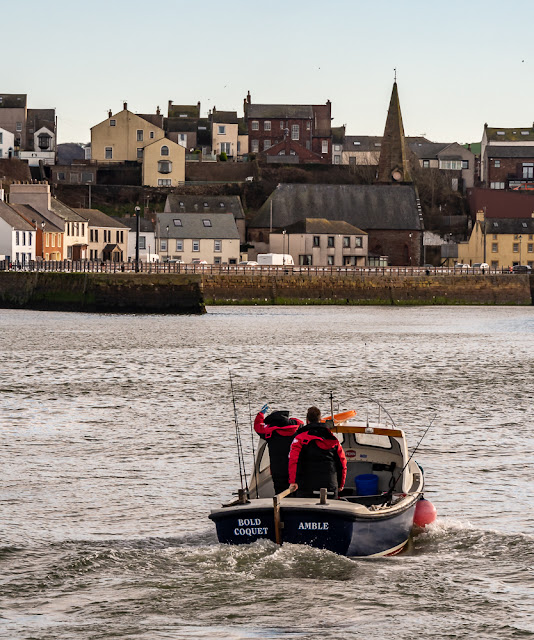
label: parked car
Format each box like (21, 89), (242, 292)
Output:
(454, 263), (470, 269)
(191, 259), (208, 265)
(512, 264), (532, 273)
(472, 263), (490, 270)
(239, 261), (258, 266)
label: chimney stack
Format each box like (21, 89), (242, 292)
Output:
(123, 102), (127, 111)
(156, 105), (160, 115)
(108, 109), (112, 118)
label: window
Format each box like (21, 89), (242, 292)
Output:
(322, 140), (328, 153)
(214, 256), (221, 264)
(22, 232), (26, 246)
(290, 149), (296, 155)
(334, 156), (340, 164)
(521, 131), (530, 135)
(462, 160), (469, 169)
(327, 255), (334, 265)
(150, 131), (154, 139)
(161, 145), (169, 156)
(220, 142), (230, 154)
(299, 254), (312, 266)
(355, 237), (363, 248)
(494, 160), (501, 168)
(203, 219), (212, 227)
(334, 145), (341, 151)
(251, 121), (259, 131)
(173, 219), (182, 226)
(353, 141), (361, 146)
(491, 260), (499, 268)
(497, 131), (505, 135)
(528, 244), (533, 253)
(344, 256), (357, 266)
(264, 121), (271, 131)
(530, 235), (533, 240)
(280, 121), (285, 129)
(58, 172), (65, 180)
(158, 160), (172, 173)
(522, 163), (534, 179)
(161, 239), (167, 251)
(306, 121), (311, 130)
(492, 243), (498, 253)
(439, 160), (462, 170)
(214, 240), (222, 252)
(291, 125), (299, 140)
(90, 229), (94, 242)
(137, 148), (143, 159)
(513, 243), (519, 253)
(343, 236), (350, 248)
(176, 240), (183, 251)
(327, 236), (335, 248)
(116, 230), (123, 243)
(158, 179), (171, 186)
(306, 141), (311, 150)
(192, 240), (200, 252)
(263, 140), (271, 151)
(110, 119), (116, 127)
(136, 130), (143, 141)
(490, 182), (505, 189)
(313, 236), (320, 247)
(105, 147), (112, 159)
(38, 134), (51, 150)
(218, 125), (226, 135)
(251, 140), (259, 153)
(422, 160), (430, 168)
(16, 122), (22, 132)
(82, 172), (93, 183)
(81, 224), (85, 235)
(94, 229), (99, 242)
(70, 173), (80, 183)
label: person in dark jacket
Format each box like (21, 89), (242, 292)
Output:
(288, 406), (347, 498)
(254, 405), (303, 494)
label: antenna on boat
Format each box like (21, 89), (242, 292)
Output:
(247, 387), (259, 498)
(228, 368), (249, 495)
(329, 391), (334, 424)
(364, 342), (370, 429)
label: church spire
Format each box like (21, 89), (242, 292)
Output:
(377, 81), (412, 184)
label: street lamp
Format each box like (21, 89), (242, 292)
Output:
(134, 206), (140, 272)
(408, 233), (413, 266)
(519, 234), (523, 265)
(282, 229), (286, 266)
(41, 221), (46, 262)
(166, 225), (169, 261)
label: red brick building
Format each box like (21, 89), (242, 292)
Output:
(485, 146), (534, 190)
(243, 92), (332, 164)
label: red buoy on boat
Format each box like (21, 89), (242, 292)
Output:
(413, 498), (437, 528)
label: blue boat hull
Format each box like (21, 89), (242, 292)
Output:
(209, 501), (417, 557)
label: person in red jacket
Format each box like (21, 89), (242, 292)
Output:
(288, 406), (347, 498)
(254, 405), (303, 495)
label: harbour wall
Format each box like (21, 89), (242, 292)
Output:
(202, 274), (533, 306)
(0, 273), (205, 314)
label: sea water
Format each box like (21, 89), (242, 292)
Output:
(1, 306), (533, 639)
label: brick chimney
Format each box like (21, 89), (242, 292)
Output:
(123, 101), (127, 110)
(10, 182), (51, 212)
(156, 106), (160, 115)
(108, 109), (112, 118)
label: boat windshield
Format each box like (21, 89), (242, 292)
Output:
(354, 433), (392, 449)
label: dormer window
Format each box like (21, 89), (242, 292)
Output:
(493, 222), (499, 227)
(497, 131), (505, 135)
(203, 219), (212, 226)
(161, 145), (169, 156)
(38, 133), (51, 150)
(179, 201), (184, 206)
(173, 218), (182, 226)
(353, 141), (360, 145)
(219, 202), (225, 208)
(521, 131), (530, 135)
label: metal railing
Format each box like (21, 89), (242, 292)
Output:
(0, 260), (528, 277)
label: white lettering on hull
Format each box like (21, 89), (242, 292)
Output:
(298, 522), (329, 530)
(233, 518), (268, 536)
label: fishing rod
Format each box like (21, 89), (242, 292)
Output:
(228, 369), (249, 495)
(247, 388), (259, 498)
(389, 413), (437, 496)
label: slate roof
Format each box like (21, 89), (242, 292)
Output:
(138, 113), (164, 128)
(51, 198), (88, 223)
(247, 104), (313, 119)
(343, 136), (383, 152)
(271, 218), (366, 235)
(212, 110), (239, 124)
(165, 195), (245, 219)
(484, 218), (534, 233)
(0, 201), (35, 230)
(485, 145), (534, 158)
(486, 127), (534, 142)
(156, 212), (240, 239)
(9, 204), (63, 232)
(0, 94), (27, 109)
(409, 142), (449, 158)
(74, 208), (129, 228)
(114, 216), (155, 233)
(249, 184), (422, 231)
(168, 104), (200, 119)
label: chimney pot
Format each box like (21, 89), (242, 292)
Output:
(123, 102), (127, 110)
(108, 109), (112, 118)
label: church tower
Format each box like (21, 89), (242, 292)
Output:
(377, 80), (412, 184)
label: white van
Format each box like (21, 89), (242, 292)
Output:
(256, 253), (294, 266)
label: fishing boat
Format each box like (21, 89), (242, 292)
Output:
(209, 399), (436, 557)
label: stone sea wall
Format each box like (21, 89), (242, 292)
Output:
(0, 273), (205, 314)
(202, 274), (533, 306)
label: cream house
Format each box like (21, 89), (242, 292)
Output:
(91, 104), (165, 163)
(458, 209), (534, 269)
(75, 208), (129, 261)
(142, 138), (185, 187)
(269, 218), (368, 266)
(156, 212), (240, 264)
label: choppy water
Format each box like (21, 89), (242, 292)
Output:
(1, 306), (533, 640)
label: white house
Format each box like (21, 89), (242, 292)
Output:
(0, 127), (15, 159)
(0, 200), (36, 264)
(19, 125), (56, 166)
(118, 215), (157, 262)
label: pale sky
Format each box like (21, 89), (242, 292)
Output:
(4, 0), (534, 144)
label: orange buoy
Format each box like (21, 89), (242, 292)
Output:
(322, 410), (357, 424)
(413, 498), (437, 528)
